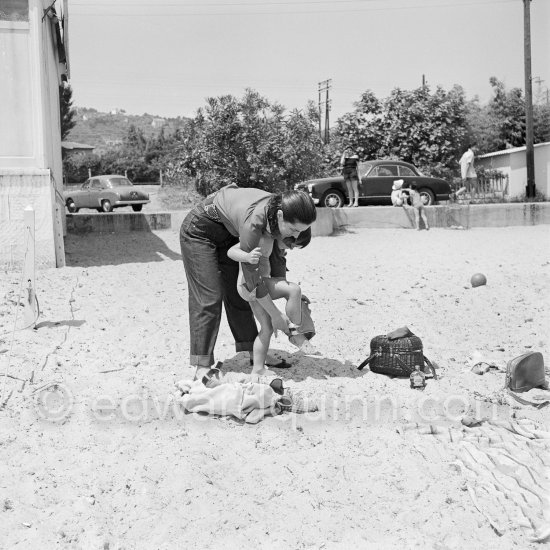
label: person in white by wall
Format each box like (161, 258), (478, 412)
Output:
(459, 144), (477, 192)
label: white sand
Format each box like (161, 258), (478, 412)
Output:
(0, 224), (549, 548)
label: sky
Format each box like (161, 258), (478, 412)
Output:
(66, 0), (550, 121)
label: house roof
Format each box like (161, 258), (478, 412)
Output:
(61, 141), (94, 150)
(477, 141), (550, 159)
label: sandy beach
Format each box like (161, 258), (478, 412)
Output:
(1, 223), (549, 549)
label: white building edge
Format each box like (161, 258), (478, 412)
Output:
(0, 0), (69, 268)
(476, 141), (550, 199)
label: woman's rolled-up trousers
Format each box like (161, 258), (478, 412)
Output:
(179, 205), (258, 367)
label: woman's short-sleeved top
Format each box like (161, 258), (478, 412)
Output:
(342, 157), (359, 176)
(213, 184), (285, 298)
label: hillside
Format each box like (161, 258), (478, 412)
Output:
(66, 107), (190, 152)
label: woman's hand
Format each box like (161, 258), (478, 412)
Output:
(246, 247), (262, 265)
(271, 312), (290, 336)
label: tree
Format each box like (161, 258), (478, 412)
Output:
(486, 77), (526, 150)
(162, 89), (325, 195)
(464, 97), (495, 154)
(335, 91), (383, 169)
(465, 78), (549, 155)
(334, 85), (468, 178)
(99, 124), (157, 181)
(533, 102), (550, 143)
(63, 152), (101, 183)
(59, 84), (76, 140)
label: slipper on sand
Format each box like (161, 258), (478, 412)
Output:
(250, 358), (292, 369)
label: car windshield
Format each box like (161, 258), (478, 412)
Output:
(358, 162), (373, 178)
(107, 177), (133, 187)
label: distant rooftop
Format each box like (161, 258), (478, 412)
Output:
(61, 141), (95, 150)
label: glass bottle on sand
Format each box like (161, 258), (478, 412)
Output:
(410, 365), (426, 390)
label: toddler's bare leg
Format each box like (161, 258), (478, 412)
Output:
(265, 279), (302, 325)
(421, 209), (429, 229)
(249, 301), (273, 376)
(414, 208), (421, 230)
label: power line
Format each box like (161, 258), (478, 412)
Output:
(70, 0), (511, 5)
(70, 0), (517, 16)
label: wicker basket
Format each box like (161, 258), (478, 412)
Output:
(358, 334), (435, 378)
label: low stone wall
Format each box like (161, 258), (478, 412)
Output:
(313, 202), (550, 236)
(66, 213), (171, 234)
(62, 203), (550, 239)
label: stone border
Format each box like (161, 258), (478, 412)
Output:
(312, 203), (550, 236)
(66, 213), (171, 234)
(64, 203), (550, 237)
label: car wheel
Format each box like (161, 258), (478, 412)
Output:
(66, 199), (78, 213)
(419, 188), (435, 206)
(321, 189), (345, 208)
(101, 200), (113, 213)
(132, 204), (143, 212)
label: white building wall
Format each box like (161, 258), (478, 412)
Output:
(0, 0), (65, 268)
(477, 143), (550, 199)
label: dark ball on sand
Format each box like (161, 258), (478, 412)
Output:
(470, 273), (487, 288)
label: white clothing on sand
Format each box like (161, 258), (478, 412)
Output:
(178, 377), (281, 424)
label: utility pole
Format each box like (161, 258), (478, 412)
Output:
(533, 76), (545, 103)
(523, 0), (535, 198)
(422, 74), (426, 90)
(318, 79), (331, 144)
(318, 84), (322, 137)
(324, 84), (331, 144)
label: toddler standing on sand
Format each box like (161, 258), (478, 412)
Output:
(228, 230), (317, 377)
(402, 183), (430, 231)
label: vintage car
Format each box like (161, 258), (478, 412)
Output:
(64, 175), (150, 213)
(294, 160), (451, 207)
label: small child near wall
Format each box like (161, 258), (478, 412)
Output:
(402, 183), (430, 231)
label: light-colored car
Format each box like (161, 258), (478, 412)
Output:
(294, 160), (451, 207)
(64, 175), (150, 213)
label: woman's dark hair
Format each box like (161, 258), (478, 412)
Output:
(282, 227), (312, 249)
(267, 190), (317, 235)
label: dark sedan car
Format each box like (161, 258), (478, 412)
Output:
(64, 175), (150, 213)
(294, 160), (451, 207)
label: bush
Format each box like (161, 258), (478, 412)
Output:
(157, 184), (203, 210)
(63, 153), (101, 183)
(509, 189), (548, 203)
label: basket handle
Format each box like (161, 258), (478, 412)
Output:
(423, 356), (437, 379)
(386, 353), (438, 379)
(357, 354), (375, 371)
